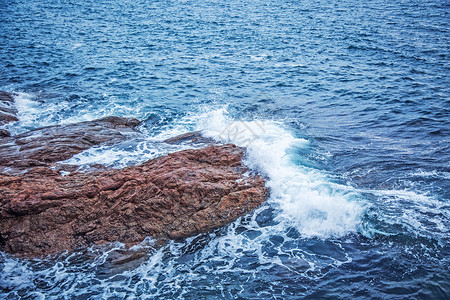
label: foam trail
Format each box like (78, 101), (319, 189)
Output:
(357, 187), (449, 239)
(195, 107), (363, 237)
(14, 92), (40, 118)
(7, 92), (149, 134)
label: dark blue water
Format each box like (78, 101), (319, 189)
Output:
(1, 0), (449, 298)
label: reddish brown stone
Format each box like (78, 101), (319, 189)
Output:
(163, 130), (215, 145)
(0, 144), (269, 257)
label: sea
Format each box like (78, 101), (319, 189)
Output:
(0, 0), (449, 299)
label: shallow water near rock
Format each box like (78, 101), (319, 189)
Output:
(0, 0), (449, 298)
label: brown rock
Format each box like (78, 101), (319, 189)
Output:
(0, 144), (269, 257)
(0, 116), (141, 173)
(0, 91), (18, 125)
(0, 129), (10, 138)
(163, 131), (215, 145)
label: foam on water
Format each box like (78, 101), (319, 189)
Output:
(358, 187), (450, 241)
(193, 107), (364, 237)
(4, 92), (150, 135)
(2, 92), (41, 135)
(62, 140), (192, 170)
(72, 105), (365, 238)
(410, 169), (450, 180)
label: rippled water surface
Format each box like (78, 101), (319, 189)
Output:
(1, 0), (449, 298)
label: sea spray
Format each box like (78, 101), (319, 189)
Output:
(196, 107), (364, 237)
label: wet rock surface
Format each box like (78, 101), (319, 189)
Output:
(0, 144), (268, 257)
(163, 131), (215, 145)
(0, 116), (141, 173)
(0, 91), (18, 126)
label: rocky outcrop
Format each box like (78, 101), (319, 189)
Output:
(0, 116), (141, 173)
(163, 131), (215, 145)
(0, 105), (268, 257)
(0, 144), (268, 257)
(0, 91), (18, 126)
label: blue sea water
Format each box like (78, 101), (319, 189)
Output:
(0, 0), (449, 298)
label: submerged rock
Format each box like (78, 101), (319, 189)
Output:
(0, 116), (141, 173)
(0, 144), (268, 257)
(0, 129), (10, 138)
(0, 91), (18, 126)
(163, 131), (215, 145)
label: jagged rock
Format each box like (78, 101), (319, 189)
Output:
(163, 131), (215, 145)
(0, 129), (10, 138)
(0, 91), (18, 125)
(0, 116), (141, 173)
(0, 144), (268, 257)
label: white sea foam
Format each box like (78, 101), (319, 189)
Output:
(358, 187), (449, 238)
(14, 92), (40, 118)
(250, 53), (270, 61)
(6, 91), (71, 133)
(188, 107), (364, 238)
(8, 92), (150, 134)
(62, 140), (191, 170)
(3, 92), (41, 134)
(410, 169), (450, 179)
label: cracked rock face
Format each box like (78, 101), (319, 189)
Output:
(0, 144), (269, 257)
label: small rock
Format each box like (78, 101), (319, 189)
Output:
(163, 131), (215, 145)
(0, 91), (18, 125)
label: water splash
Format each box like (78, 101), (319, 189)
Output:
(196, 107), (364, 237)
